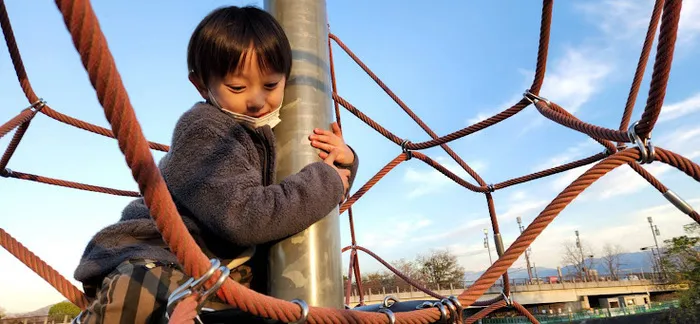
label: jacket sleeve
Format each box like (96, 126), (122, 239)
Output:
(336, 145), (360, 192)
(160, 119), (345, 247)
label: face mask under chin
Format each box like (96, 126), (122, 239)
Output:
(208, 90), (283, 129)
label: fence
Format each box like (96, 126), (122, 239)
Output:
(481, 301), (680, 323)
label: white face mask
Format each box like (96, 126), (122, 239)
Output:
(208, 89), (283, 129)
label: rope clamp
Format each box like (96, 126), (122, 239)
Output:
(378, 308), (396, 324)
(400, 139), (413, 160)
(501, 291), (513, 307)
(487, 184), (495, 193)
(290, 299), (309, 324)
(0, 168), (12, 178)
(440, 298), (458, 324)
(28, 98), (47, 112)
(523, 89), (550, 106)
(381, 295), (399, 308)
(165, 259), (230, 323)
(627, 121), (655, 164)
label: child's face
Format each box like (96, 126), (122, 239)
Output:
(201, 51), (286, 118)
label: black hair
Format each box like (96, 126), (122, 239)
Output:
(187, 5), (292, 86)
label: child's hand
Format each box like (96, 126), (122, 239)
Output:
(324, 148), (350, 196)
(309, 122), (355, 166)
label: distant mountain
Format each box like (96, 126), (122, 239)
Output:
(5, 301), (59, 318)
(463, 251), (656, 281)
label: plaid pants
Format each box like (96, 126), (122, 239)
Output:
(75, 259), (252, 324)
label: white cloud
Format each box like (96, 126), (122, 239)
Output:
(538, 47), (613, 114)
(578, 0), (700, 46)
(499, 199), (549, 222)
(403, 157), (487, 198)
(595, 163), (672, 200)
(658, 92), (700, 123)
(416, 217), (490, 243)
(533, 139), (599, 172)
(359, 214), (432, 250)
(577, 0), (653, 40)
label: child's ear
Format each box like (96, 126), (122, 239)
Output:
(188, 71), (208, 99)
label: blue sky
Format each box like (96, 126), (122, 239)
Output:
(1, 0), (700, 314)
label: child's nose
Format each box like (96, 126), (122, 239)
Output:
(247, 91), (266, 112)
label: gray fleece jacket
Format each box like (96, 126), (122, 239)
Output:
(74, 102), (358, 292)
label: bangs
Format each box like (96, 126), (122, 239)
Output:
(188, 6), (292, 85)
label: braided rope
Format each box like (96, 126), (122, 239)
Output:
(0, 0), (695, 323)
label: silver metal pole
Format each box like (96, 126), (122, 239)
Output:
(264, 0), (344, 309)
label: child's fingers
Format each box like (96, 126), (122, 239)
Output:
(324, 148), (339, 164)
(311, 140), (334, 153)
(309, 133), (334, 144)
(318, 151), (329, 160)
(331, 122), (342, 136)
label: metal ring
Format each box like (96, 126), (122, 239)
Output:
(447, 296), (463, 310)
(400, 140), (413, 160)
(415, 301), (433, 309)
(29, 98), (47, 112)
(433, 302), (448, 323)
(382, 295), (399, 308)
(189, 259), (222, 290)
(523, 89), (550, 106)
(487, 184), (495, 193)
(0, 168), (12, 177)
(627, 121), (654, 164)
(501, 291), (512, 307)
(290, 299), (309, 324)
(378, 308), (396, 324)
(196, 266), (230, 310)
(441, 298), (458, 324)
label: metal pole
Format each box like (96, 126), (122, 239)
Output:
(648, 217), (664, 279)
(517, 217), (533, 282)
(576, 230), (586, 281)
(264, 0), (344, 308)
(484, 228), (493, 265)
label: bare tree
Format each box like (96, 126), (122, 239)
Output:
(416, 249), (465, 287)
(391, 258), (424, 284)
(601, 243), (625, 280)
(561, 239), (596, 281)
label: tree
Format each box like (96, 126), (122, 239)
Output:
(416, 249), (465, 288)
(0, 306), (6, 319)
(660, 222), (700, 324)
(601, 243), (625, 280)
(560, 239), (596, 281)
(48, 302), (80, 322)
(391, 258), (424, 284)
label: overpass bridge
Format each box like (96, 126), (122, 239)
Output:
(347, 279), (688, 310)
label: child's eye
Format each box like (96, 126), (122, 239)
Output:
(228, 85), (245, 92)
(264, 82), (279, 89)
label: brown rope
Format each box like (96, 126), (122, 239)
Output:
(636, 0), (682, 139)
(0, 0), (694, 323)
(618, 0), (665, 140)
(41, 106), (170, 152)
(464, 300), (507, 324)
(1, 169), (140, 197)
(0, 227), (89, 309)
(0, 108), (35, 139)
(458, 147), (699, 307)
(0, 0), (38, 103)
(342, 245), (445, 300)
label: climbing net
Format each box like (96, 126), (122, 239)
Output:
(1, 0), (698, 323)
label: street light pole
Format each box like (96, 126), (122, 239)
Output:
(647, 217), (664, 279)
(484, 228), (493, 265)
(517, 217), (533, 282)
(575, 230), (586, 281)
